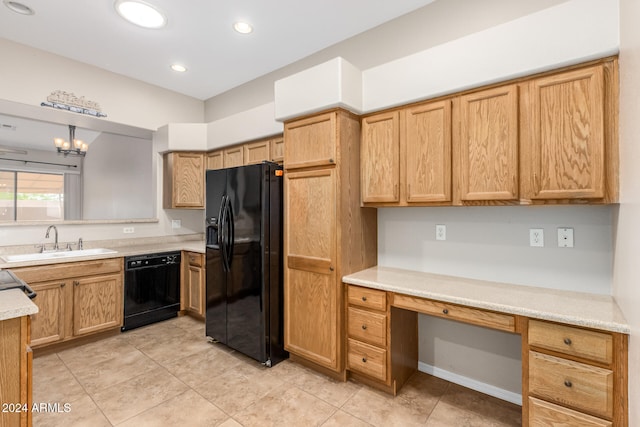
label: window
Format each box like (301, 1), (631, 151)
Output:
(0, 171), (65, 221)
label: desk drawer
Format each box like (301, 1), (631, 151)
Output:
(348, 307), (387, 347)
(393, 294), (515, 332)
(528, 320), (613, 365)
(347, 338), (387, 382)
(529, 351), (613, 419)
(347, 286), (387, 311)
(529, 397), (612, 427)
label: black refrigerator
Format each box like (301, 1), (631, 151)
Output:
(205, 162), (287, 367)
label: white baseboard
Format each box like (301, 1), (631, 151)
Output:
(418, 361), (522, 406)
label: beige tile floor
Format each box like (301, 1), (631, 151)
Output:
(32, 316), (522, 426)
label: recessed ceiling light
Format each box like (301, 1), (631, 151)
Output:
(171, 64), (187, 73)
(3, 1), (34, 15)
(114, 0), (167, 29)
(233, 21), (253, 34)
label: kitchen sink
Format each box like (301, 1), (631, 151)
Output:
(0, 248), (118, 263)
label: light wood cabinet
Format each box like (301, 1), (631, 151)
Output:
(163, 151), (205, 209)
(283, 109), (377, 376)
(0, 315), (32, 427)
(270, 136), (284, 163)
(361, 57), (618, 207)
(244, 140), (270, 165)
(361, 99), (452, 206)
(453, 83), (519, 204)
(361, 111), (400, 203)
(345, 285), (417, 395)
(223, 146), (244, 167)
(521, 61), (618, 203)
(207, 151), (223, 170)
(72, 274), (122, 336)
(12, 258), (123, 349)
(183, 251), (205, 318)
(525, 319), (627, 426)
(29, 281), (67, 346)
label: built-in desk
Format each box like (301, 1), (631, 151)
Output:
(343, 266), (629, 427)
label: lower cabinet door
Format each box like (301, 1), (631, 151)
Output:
(73, 273), (122, 336)
(30, 281), (68, 347)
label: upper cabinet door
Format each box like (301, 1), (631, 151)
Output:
(207, 151), (223, 170)
(270, 136), (284, 163)
(526, 65), (605, 200)
(405, 100), (452, 203)
(361, 111), (400, 203)
(284, 112), (337, 170)
(455, 84), (519, 203)
(223, 146), (244, 168)
(244, 139), (270, 165)
(164, 152), (205, 209)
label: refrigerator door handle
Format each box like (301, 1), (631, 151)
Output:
(226, 198), (235, 268)
(220, 195), (230, 272)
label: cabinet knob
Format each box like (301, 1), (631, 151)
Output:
(563, 338), (572, 345)
(362, 296), (367, 302)
(329, 158), (334, 164)
(60, 283), (66, 288)
(74, 281), (79, 286)
(564, 380), (572, 388)
(362, 357), (367, 363)
(442, 308), (449, 315)
(362, 324), (367, 330)
(329, 266), (335, 271)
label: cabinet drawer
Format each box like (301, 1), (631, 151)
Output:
(529, 351), (613, 419)
(529, 397), (612, 427)
(393, 294), (515, 332)
(347, 338), (387, 382)
(347, 286), (386, 311)
(528, 320), (613, 365)
(186, 252), (203, 267)
(348, 307), (386, 347)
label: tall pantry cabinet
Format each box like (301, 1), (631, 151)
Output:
(283, 109), (377, 375)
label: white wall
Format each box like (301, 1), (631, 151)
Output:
(614, 0), (640, 424)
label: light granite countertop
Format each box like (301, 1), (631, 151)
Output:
(0, 289), (38, 321)
(0, 238), (205, 269)
(343, 266), (629, 334)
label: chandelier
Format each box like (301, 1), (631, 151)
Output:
(53, 125), (88, 157)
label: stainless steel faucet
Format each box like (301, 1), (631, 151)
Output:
(45, 225), (59, 250)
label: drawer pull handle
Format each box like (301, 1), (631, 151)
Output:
(362, 357), (367, 363)
(442, 309), (449, 314)
(362, 296), (367, 302)
(563, 338), (572, 345)
(362, 325), (367, 330)
(564, 380), (573, 388)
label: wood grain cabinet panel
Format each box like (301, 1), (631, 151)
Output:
(529, 351), (613, 420)
(207, 151), (223, 170)
(405, 100), (452, 203)
(361, 111), (400, 203)
(72, 273), (122, 336)
(528, 320), (613, 364)
(29, 281), (67, 346)
(270, 136), (284, 163)
(184, 251), (205, 317)
(347, 307), (387, 347)
(529, 397), (612, 427)
(284, 112), (337, 170)
(163, 151), (205, 209)
(454, 84), (519, 203)
(244, 139), (270, 165)
(0, 316), (32, 427)
(523, 65), (606, 200)
(347, 338), (387, 382)
(223, 146), (244, 168)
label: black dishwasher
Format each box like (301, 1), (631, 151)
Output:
(122, 251), (181, 331)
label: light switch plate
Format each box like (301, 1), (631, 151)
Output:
(171, 220), (181, 229)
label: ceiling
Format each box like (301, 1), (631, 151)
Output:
(0, 0), (435, 101)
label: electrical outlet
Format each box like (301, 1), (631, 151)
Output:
(435, 224), (446, 241)
(123, 227), (135, 234)
(557, 227), (574, 248)
(171, 220), (181, 229)
(529, 228), (544, 247)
